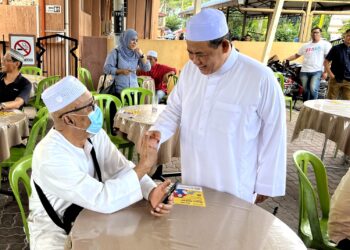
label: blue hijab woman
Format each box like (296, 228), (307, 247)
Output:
(103, 29), (151, 95)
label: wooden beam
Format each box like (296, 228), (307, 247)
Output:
(261, 0), (284, 64)
(284, 0), (350, 3)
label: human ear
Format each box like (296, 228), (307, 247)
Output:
(221, 40), (231, 53)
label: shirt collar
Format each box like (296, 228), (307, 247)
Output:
(209, 48), (238, 77)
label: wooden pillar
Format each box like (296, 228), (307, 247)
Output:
(194, 0), (201, 14)
(299, 13), (305, 42)
(302, 0), (313, 42)
(261, 0), (284, 64)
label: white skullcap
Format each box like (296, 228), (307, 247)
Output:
(41, 76), (87, 113)
(147, 50), (158, 58)
(10, 48), (24, 63)
(186, 8), (228, 42)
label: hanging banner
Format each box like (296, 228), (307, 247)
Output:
(9, 34), (36, 66)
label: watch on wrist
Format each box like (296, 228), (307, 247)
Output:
(0, 103), (5, 110)
(140, 54), (144, 59)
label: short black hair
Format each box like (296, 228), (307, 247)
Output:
(345, 29), (350, 34)
(10, 56), (23, 69)
(208, 33), (230, 49)
(311, 26), (322, 33)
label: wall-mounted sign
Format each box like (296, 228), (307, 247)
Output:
(9, 34), (36, 66)
(46, 5), (61, 14)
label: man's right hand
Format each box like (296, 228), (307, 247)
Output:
(134, 131), (160, 179)
(329, 72), (335, 79)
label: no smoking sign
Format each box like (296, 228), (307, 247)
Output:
(14, 40), (32, 56)
(9, 34), (36, 65)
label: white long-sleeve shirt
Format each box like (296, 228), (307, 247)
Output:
(28, 128), (156, 250)
(150, 49), (286, 203)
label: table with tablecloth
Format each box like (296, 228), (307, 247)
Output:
(114, 104), (180, 165)
(292, 99), (350, 158)
(0, 110), (29, 161)
(69, 187), (306, 250)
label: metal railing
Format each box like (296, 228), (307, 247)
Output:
(36, 33), (78, 77)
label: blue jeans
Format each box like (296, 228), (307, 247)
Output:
(299, 71), (322, 101)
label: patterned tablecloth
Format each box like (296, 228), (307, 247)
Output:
(0, 110), (29, 161)
(114, 104), (180, 165)
(292, 99), (350, 156)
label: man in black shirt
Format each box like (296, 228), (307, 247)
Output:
(0, 49), (31, 110)
(324, 29), (350, 100)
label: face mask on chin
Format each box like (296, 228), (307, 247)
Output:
(67, 105), (103, 137)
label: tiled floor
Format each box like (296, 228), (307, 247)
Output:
(0, 107), (348, 250)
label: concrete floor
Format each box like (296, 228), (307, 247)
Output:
(0, 107), (348, 250)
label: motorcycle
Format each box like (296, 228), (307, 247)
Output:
(267, 56), (303, 108)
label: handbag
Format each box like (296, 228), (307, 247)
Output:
(98, 49), (119, 96)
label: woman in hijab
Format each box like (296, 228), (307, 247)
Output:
(103, 29), (151, 97)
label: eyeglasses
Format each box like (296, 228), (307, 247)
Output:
(59, 97), (95, 118)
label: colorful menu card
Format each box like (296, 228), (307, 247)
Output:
(173, 184), (206, 207)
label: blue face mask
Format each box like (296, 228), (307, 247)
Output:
(86, 106), (103, 135)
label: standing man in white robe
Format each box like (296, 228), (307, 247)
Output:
(28, 76), (173, 249)
(148, 8), (287, 204)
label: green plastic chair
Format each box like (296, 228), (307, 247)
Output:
(20, 66), (42, 76)
(9, 154), (33, 241)
(93, 93), (135, 160)
(0, 114), (49, 193)
(120, 87), (153, 106)
(32, 75), (60, 109)
(137, 77), (144, 87)
(293, 150), (338, 250)
(274, 72), (292, 121)
(78, 67), (96, 92)
(160, 74), (178, 104)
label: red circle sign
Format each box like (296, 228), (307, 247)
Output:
(14, 40), (31, 56)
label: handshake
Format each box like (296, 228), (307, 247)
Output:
(134, 131), (161, 178)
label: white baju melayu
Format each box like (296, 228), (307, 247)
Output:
(28, 129), (156, 250)
(150, 49), (286, 203)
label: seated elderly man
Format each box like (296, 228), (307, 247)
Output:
(28, 76), (173, 249)
(328, 168), (350, 249)
(138, 50), (176, 102)
(0, 49), (31, 111)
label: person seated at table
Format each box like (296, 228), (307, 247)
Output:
(138, 50), (177, 103)
(328, 168), (350, 250)
(28, 76), (173, 249)
(0, 49), (31, 111)
(148, 8), (286, 204)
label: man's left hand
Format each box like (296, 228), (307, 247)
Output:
(255, 194), (269, 204)
(148, 179), (174, 216)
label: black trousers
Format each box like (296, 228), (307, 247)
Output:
(337, 238), (350, 250)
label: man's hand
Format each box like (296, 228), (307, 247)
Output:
(255, 194), (269, 204)
(137, 130), (160, 153)
(321, 72), (328, 80)
(134, 132), (159, 179)
(148, 179), (174, 216)
(329, 72), (335, 79)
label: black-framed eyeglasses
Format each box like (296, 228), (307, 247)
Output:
(59, 97), (95, 118)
